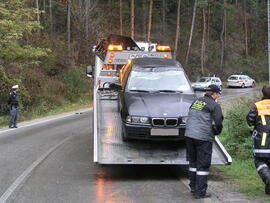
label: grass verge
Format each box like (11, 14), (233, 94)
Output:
(216, 160), (270, 202)
(215, 95), (270, 202)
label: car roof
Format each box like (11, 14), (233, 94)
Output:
(132, 58), (182, 69)
(200, 76), (220, 79)
(229, 74), (248, 77)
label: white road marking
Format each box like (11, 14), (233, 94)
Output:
(0, 108), (92, 135)
(0, 136), (72, 203)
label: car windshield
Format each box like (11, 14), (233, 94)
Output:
(198, 77), (211, 82)
(228, 76), (238, 80)
(126, 67), (191, 92)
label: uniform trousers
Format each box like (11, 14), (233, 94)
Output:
(9, 106), (19, 127)
(185, 137), (213, 196)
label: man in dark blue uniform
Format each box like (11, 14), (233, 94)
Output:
(8, 85), (19, 128)
(185, 84), (223, 199)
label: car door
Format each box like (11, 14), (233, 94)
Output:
(215, 78), (220, 87)
(211, 78), (216, 85)
(239, 76), (245, 86)
(119, 63), (132, 118)
(246, 76), (252, 86)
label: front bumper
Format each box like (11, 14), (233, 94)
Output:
(193, 86), (209, 90)
(122, 122), (186, 141)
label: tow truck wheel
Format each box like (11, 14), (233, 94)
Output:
(121, 127), (129, 142)
(241, 83), (245, 88)
(122, 136), (128, 142)
(122, 133), (129, 142)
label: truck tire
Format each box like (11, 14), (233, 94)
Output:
(122, 136), (129, 142)
(121, 124), (129, 142)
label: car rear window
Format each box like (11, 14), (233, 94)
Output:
(126, 67), (191, 92)
(228, 76), (238, 80)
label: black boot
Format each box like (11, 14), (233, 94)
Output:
(265, 179), (270, 195)
(188, 171), (196, 193)
(258, 167), (270, 195)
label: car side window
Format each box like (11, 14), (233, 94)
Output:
(211, 79), (215, 83)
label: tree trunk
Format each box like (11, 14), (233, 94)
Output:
(174, 0), (181, 58)
(120, 0), (123, 35)
(185, 0), (197, 65)
(201, 7), (206, 75)
(85, 0), (90, 41)
(49, 0), (53, 32)
(43, 0), (45, 17)
(162, 0), (166, 42)
(244, 0), (248, 56)
(147, 0), (153, 41)
(220, 0), (226, 70)
(206, 1), (211, 64)
(36, 0), (40, 22)
(143, 0), (147, 40)
(67, 0), (71, 55)
(131, 0), (135, 39)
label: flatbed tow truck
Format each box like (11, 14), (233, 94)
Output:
(87, 34), (232, 165)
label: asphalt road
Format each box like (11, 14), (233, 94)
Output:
(0, 87), (261, 203)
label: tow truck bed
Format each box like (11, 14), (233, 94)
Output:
(94, 91), (231, 165)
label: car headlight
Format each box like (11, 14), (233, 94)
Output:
(126, 116), (150, 124)
(181, 116), (188, 124)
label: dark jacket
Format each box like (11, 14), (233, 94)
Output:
(247, 102), (270, 133)
(7, 92), (19, 108)
(185, 94), (223, 142)
(247, 99), (270, 157)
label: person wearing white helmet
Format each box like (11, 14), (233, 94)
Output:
(7, 85), (19, 128)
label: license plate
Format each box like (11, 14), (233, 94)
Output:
(151, 129), (179, 136)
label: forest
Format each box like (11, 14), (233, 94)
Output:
(0, 0), (268, 116)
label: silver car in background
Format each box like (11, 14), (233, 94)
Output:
(192, 77), (223, 91)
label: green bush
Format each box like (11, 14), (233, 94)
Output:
(219, 98), (258, 159)
(61, 69), (87, 102)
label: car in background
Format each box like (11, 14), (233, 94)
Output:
(191, 77), (223, 91)
(110, 58), (196, 141)
(227, 74), (256, 88)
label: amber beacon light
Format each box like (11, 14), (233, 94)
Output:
(156, 45), (171, 52)
(108, 44), (123, 51)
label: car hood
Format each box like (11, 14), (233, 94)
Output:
(124, 92), (196, 118)
(192, 82), (209, 86)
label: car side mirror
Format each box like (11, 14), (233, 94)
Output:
(86, 65), (94, 77)
(109, 83), (122, 91)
